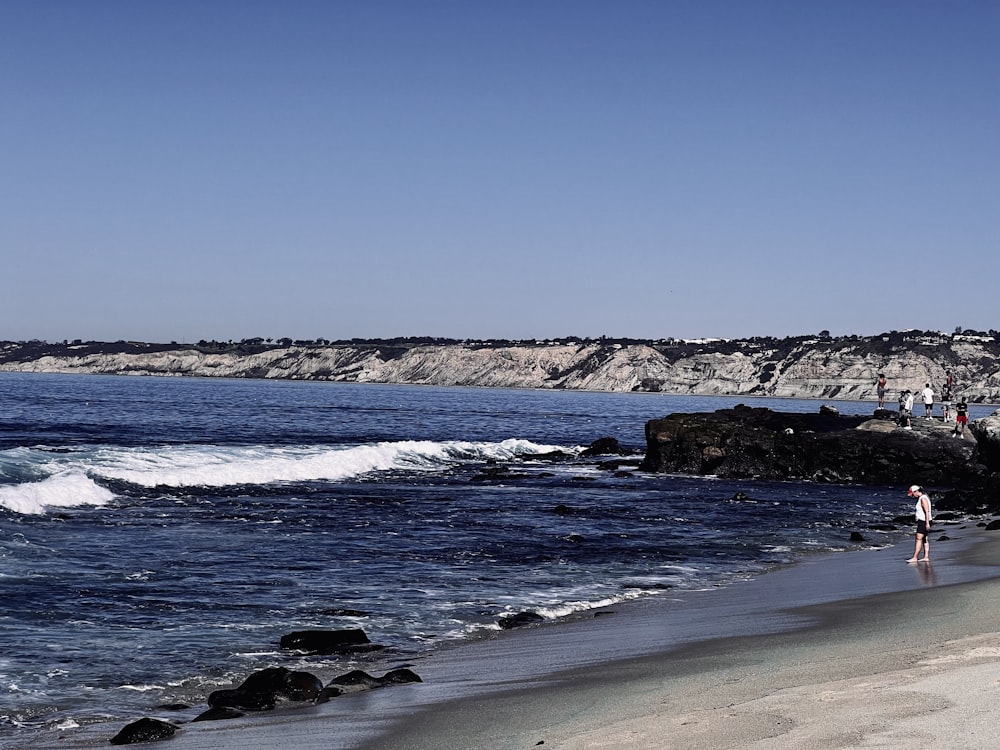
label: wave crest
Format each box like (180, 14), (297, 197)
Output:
(0, 472), (114, 516)
(0, 439), (574, 513)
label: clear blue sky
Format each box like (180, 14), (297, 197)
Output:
(3, 1), (997, 343)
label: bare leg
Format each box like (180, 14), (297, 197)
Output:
(906, 534), (923, 562)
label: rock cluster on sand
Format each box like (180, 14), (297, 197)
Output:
(107, 630), (421, 745)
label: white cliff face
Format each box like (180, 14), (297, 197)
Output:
(2, 338), (999, 402)
(366, 344), (595, 388)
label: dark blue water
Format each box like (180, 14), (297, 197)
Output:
(0, 373), (962, 747)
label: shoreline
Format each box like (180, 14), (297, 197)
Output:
(26, 522), (1000, 749)
(360, 527), (1000, 750)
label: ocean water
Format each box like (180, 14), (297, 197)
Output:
(0, 373), (977, 747)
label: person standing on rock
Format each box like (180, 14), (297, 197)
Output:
(941, 383), (953, 421)
(876, 373), (887, 409)
(899, 390), (914, 429)
(920, 383), (935, 418)
(954, 397), (969, 437)
(906, 485), (932, 563)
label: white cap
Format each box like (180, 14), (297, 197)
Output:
(908, 485), (921, 496)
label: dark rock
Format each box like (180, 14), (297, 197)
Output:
(155, 703), (190, 711)
(192, 706), (245, 722)
(110, 717), (177, 745)
(327, 669), (381, 691)
(208, 666), (324, 711)
(283, 670), (324, 701)
(984, 519), (1000, 531)
(470, 466), (532, 482)
(379, 668), (422, 685)
(315, 685), (344, 703)
(208, 687), (274, 711)
(640, 406), (986, 490)
(498, 611), (545, 629)
(325, 668), (421, 693)
(551, 503), (577, 515)
(279, 628), (380, 655)
(580, 437), (623, 456)
(238, 666), (292, 695)
(850, 532), (866, 542)
(819, 405), (839, 416)
(969, 413), (1000, 472)
(531, 450), (571, 461)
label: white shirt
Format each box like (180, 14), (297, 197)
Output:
(922, 387), (934, 405)
(915, 494), (932, 521)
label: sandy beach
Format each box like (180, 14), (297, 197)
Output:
(355, 527), (1000, 750)
(29, 523), (1000, 750)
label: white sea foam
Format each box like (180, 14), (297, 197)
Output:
(84, 438), (572, 488)
(0, 439), (572, 512)
(0, 471), (114, 516)
(530, 590), (647, 620)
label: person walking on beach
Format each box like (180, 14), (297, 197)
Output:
(920, 383), (934, 418)
(954, 397), (969, 437)
(906, 485), (932, 563)
(876, 373), (887, 409)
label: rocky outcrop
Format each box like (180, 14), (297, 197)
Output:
(640, 406), (987, 489)
(969, 410), (1000, 471)
(3, 332), (999, 402)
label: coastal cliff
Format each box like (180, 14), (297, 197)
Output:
(2, 331), (999, 402)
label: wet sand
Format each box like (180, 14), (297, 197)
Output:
(31, 524), (1000, 750)
(358, 526), (1000, 750)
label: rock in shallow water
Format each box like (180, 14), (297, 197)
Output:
(498, 611), (545, 629)
(279, 628), (383, 654)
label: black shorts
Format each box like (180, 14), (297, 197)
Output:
(917, 521), (930, 535)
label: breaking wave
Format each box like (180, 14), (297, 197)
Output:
(0, 439), (574, 515)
